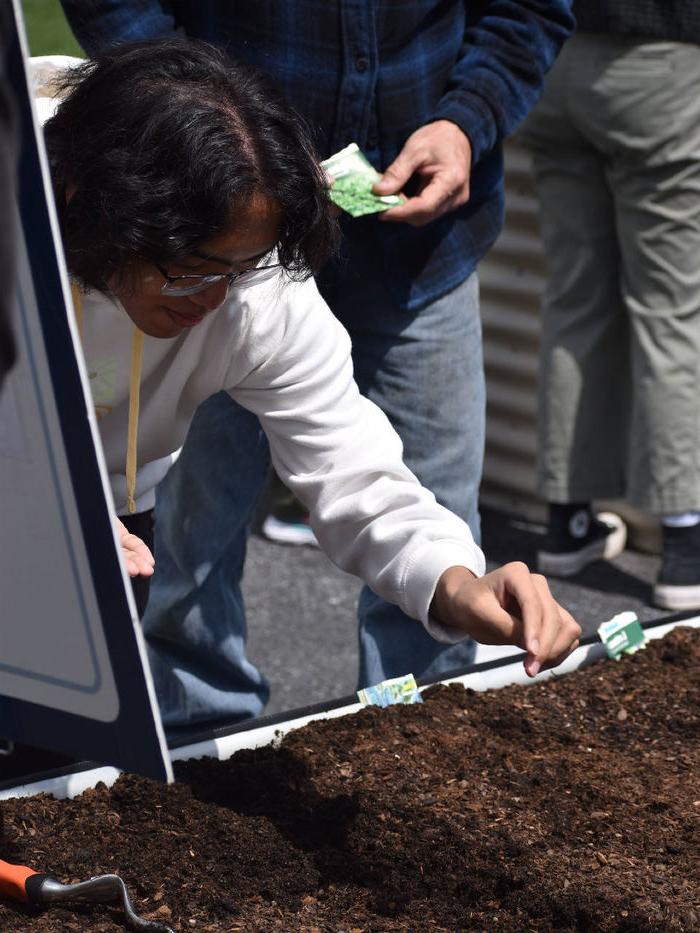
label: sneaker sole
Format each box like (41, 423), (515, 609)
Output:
(652, 581), (700, 612)
(261, 515), (319, 548)
(537, 512), (627, 578)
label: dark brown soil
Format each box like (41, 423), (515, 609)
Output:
(1, 627), (698, 933)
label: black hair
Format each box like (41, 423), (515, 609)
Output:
(44, 39), (337, 291)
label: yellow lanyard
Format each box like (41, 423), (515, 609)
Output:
(70, 281), (144, 514)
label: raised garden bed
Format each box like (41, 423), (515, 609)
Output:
(0, 625), (698, 932)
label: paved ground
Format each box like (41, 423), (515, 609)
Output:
(243, 505), (667, 716)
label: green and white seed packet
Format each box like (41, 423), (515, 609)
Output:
(321, 142), (404, 217)
(598, 611), (646, 660)
(358, 673), (423, 708)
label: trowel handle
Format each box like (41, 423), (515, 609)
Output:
(0, 858), (52, 903)
(0, 861), (175, 932)
(0, 860), (115, 905)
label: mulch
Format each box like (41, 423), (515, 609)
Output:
(0, 626), (698, 932)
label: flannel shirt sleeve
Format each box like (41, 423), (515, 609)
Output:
(433, 0), (575, 164)
(60, 0), (178, 56)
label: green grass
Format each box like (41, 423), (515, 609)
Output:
(20, 0), (85, 57)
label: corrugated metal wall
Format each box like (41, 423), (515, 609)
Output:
(480, 142), (545, 521)
(479, 143), (660, 551)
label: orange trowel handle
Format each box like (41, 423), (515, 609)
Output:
(0, 859), (40, 902)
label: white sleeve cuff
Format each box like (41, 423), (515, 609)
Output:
(401, 541), (486, 644)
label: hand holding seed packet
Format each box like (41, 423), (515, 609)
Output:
(321, 143), (405, 217)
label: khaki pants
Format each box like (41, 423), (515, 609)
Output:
(520, 33), (700, 514)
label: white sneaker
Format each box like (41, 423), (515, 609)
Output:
(261, 514), (319, 548)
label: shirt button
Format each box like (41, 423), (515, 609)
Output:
(355, 56), (369, 72)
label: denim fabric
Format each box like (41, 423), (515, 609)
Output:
(143, 269), (484, 730)
(318, 255), (484, 686)
(141, 395), (271, 730)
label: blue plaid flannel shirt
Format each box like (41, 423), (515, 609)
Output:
(61, 1), (574, 310)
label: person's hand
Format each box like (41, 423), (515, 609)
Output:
(430, 563), (581, 677)
(116, 517), (155, 578)
(372, 120), (472, 226)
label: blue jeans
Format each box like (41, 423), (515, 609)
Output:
(320, 262), (484, 687)
(143, 265), (485, 730)
(142, 397), (271, 729)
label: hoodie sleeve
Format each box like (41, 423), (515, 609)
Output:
(432, 0), (575, 165)
(228, 277), (485, 643)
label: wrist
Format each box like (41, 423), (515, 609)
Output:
(430, 565), (477, 630)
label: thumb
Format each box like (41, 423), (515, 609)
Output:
(373, 151), (417, 195)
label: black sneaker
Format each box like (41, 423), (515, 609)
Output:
(653, 523), (700, 611)
(537, 505), (627, 577)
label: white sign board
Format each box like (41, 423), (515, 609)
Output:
(0, 2), (171, 783)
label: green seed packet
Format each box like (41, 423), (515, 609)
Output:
(321, 143), (404, 217)
(357, 673), (422, 707)
(598, 611), (646, 660)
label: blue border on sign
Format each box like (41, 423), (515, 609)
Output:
(0, 5), (170, 782)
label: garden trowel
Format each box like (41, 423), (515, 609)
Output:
(0, 857), (174, 932)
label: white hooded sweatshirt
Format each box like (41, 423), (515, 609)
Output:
(35, 56), (485, 643)
(77, 272), (485, 642)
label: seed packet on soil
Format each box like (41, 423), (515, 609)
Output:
(321, 143), (404, 217)
(357, 673), (422, 707)
(598, 611), (646, 660)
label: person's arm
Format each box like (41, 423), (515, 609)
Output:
(60, 0), (178, 56)
(229, 276), (580, 676)
(374, 0), (575, 226)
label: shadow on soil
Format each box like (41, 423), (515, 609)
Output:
(175, 745), (657, 929)
(177, 747), (366, 880)
(175, 746), (536, 920)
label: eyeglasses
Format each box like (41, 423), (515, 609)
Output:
(154, 260), (280, 296)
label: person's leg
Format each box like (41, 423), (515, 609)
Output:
(142, 391), (271, 732)
(319, 256), (484, 686)
(601, 40), (700, 514)
(519, 36), (631, 574)
(598, 39), (700, 606)
(522, 37), (631, 506)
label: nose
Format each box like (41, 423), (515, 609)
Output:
(188, 278), (230, 312)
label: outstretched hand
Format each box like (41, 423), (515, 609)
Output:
(431, 563), (581, 677)
(372, 119), (472, 226)
(116, 517), (155, 578)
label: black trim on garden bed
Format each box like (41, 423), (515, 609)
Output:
(0, 609), (696, 791)
(166, 608), (699, 748)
